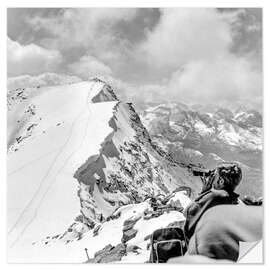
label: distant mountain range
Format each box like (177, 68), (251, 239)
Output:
(140, 102), (262, 197)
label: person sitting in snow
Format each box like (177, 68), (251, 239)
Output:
(183, 162), (242, 241)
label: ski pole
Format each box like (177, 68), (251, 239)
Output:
(85, 248), (90, 261)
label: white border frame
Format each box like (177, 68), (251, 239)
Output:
(1, 1), (269, 270)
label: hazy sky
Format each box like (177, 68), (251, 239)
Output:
(7, 8), (262, 109)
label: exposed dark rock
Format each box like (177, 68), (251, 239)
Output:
(126, 244), (141, 254)
(143, 197), (184, 221)
(91, 79), (118, 103)
(27, 123), (37, 131)
(72, 82), (200, 229)
(16, 136), (22, 143)
(93, 225), (101, 237)
(123, 222), (135, 232)
(121, 216), (141, 243)
(111, 211), (121, 219)
(104, 198), (116, 206)
(87, 243), (126, 263)
(99, 243), (126, 263)
(94, 244), (114, 260)
(105, 211), (121, 222)
(123, 216), (141, 227)
(121, 228), (138, 243)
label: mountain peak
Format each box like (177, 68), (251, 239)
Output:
(7, 80), (197, 262)
(90, 78), (118, 103)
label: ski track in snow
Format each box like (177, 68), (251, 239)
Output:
(8, 90), (93, 247)
(7, 147), (62, 176)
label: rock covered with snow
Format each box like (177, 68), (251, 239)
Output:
(73, 98), (199, 227)
(7, 79), (195, 263)
(87, 243), (126, 263)
(90, 78), (119, 103)
(86, 189), (191, 263)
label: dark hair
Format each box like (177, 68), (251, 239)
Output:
(218, 164), (242, 192)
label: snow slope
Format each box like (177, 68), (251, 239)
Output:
(8, 191), (190, 263)
(7, 79), (195, 262)
(7, 80), (119, 260)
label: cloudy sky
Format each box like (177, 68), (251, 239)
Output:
(7, 8), (262, 109)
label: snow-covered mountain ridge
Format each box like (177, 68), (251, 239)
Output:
(7, 79), (197, 262)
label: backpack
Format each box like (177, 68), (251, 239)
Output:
(149, 227), (188, 263)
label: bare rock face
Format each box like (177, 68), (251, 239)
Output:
(73, 94), (198, 228)
(31, 79), (197, 246)
(92, 225), (101, 237)
(126, 244), (141, 254)
(123, 216), (141, 227)
(7, 78), (195, 262)
(121, 216), (141, 243)
(91, 78), (118, 103)
(123, 222), (135, 232)
(121, 229), (138, 243)
(87, 243), (126, 263)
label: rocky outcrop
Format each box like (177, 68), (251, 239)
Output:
(91, 78), (118, 103)
(126, 245), (141, 254)
(73, 94), (198, 226)
(122, 229), (138, 243)
(87, 243), (126, 263)
(7, 79), (196, 262)
(92, 225), (101, 237)
(143, 205), (184, 220)
(121, 216), (141, 243)
(86, 190), (189, 263)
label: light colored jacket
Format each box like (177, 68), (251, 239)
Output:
(186, 204), (263, 261)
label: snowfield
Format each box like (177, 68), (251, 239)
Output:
(7, 80), (193, 262)
(8, 194), (190, 263)
(8, 81), (118, 261)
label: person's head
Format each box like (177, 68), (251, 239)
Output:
(212, 163), (242, 192)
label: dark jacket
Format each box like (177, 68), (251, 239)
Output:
(184, 189), (239, 241)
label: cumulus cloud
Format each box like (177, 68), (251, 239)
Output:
(134, 8), (262, 109)
(166, 56), (262, 104)
(7, 37), (63, 76)
(121, 57), (262, 110)
(26, 8), (138, 52)
(139, 8), (233, 70)
(7, 8), (262, 110)
(22, 8), (140, 80)
(68, 55), (112, 79)
(7, 72), (82, 91)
